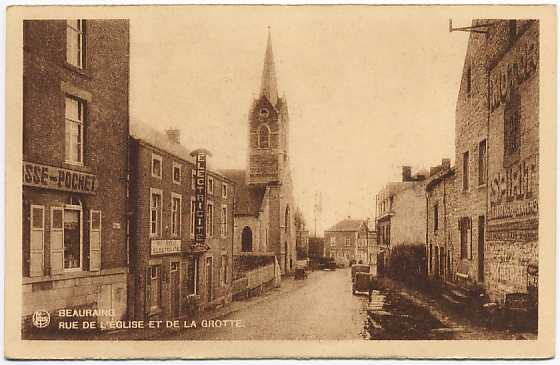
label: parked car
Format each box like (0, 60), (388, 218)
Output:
(351, 264), (370, 283)
(353, 272), (373, 295)
(318, 257), (336, 271)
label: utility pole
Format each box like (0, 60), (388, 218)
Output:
(313, 191), (322, 238)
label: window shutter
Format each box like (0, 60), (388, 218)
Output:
(50, 207), (64, 275)
(90, 210), (101, 271)
(29, 205), (45, 277)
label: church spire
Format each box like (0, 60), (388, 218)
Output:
(260, 27), (278, 106)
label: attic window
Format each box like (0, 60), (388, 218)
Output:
(259, 108), (269, 117)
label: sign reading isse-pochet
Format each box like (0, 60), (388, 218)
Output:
(22, 161), (97, 194)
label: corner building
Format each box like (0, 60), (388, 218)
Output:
(22, 20), (130, 330)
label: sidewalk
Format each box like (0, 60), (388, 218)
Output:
(86, 274), (308, 340)
(377, 277), (538, 340)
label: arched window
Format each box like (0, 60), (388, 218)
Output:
(258, 124), (270, 149)
(284, 205), (290, 235)
(241, 226), (253, 252)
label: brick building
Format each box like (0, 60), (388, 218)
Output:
(452, 20), (539, 305)
(22, 20), (130, 330)
(324, 218), (369, 266)
(221, 30), (297, 275)
(375, 167), (427, 267)
(128, 123), (235, 320)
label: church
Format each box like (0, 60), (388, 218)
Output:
(221, 30), (297, 275)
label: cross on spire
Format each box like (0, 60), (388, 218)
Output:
(259, 27), (278, 106)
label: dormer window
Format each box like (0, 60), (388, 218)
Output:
(259, 108), (270, 118)
(258, 124), (270, 149)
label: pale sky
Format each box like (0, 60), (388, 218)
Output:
(129, 7), (471, 235)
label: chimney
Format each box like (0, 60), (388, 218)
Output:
(165, 128), (181, 144)
(442, 158), (451, 169)
(402, 166), (412, 182)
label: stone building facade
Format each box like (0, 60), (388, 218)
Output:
(221, 30), (297, 275)
(485, 20), (539, 304)
(375, 167), (427, 263)
(22, 20), (130, 332)
(324, 218), (369, 266)
(128, 124), (235, 320)
(452, 20), (539, 304)
(426, 160), (458, 283)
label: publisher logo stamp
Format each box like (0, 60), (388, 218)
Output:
(32, 310), (50, 328)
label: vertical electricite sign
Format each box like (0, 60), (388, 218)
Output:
(191, 149), (211, 244)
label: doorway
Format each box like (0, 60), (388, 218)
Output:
(205, 256), (213, 303)
(170, 261), (180, 318)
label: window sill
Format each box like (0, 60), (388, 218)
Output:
(477, 183), (487, 190)
(63, 62), (91, 79)
(63, 161), (90, 172)
(151, 174), (162, 180)
(23, 267), (129, 285)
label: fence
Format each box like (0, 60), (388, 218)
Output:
(232, 262), (276, 300)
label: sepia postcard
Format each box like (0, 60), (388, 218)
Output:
(4, 4), (556, 360)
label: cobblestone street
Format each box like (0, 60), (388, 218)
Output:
(166, 268), (369, 340)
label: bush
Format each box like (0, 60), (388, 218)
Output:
(386, 244), (427, 288)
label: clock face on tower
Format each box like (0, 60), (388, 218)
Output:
(259, 108), (270, 119)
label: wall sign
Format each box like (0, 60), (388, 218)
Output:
(23, 161), (97, 194)
(190, 149), (212, 244)
(151, 239), (181, 255)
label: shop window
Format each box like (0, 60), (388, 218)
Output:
(66, 19), (85, 68)
(220, 205), (227, 238)
(63, 205), (82, 270)
(65, 96), (85, 165)
(206, 201), (214, 237)
(478, 139), (487, 186)
(147, 265), (161, 311)
(150, 189), (162, 237)
(151, 153), (162, 179)
(29, 205), (45, 277)
(173, 162), (181, 184)
(171, 193), (181, 237)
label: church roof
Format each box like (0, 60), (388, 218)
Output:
(259, 28), (278, 107)
(219, 169), (266, 216)
(325, 218), (366, 233)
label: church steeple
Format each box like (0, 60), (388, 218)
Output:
(259, 28), (278, 106)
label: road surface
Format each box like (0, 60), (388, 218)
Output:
(166, 267), (369, 340)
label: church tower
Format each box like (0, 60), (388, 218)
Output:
(248, 29), (290, 186)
